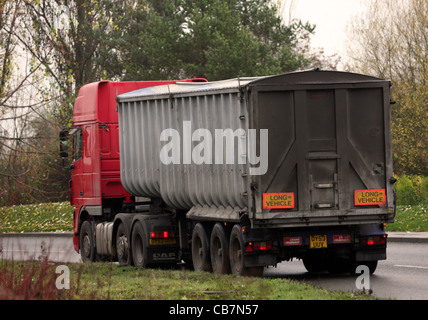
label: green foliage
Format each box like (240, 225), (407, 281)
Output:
(391, 80), (428, 176)
(0, 117), (70, 206)
(347, 0), (427, 176)
(387, 175), (428, 231)
(395, 175), (428, 205)
(387, 205), (428, 232)
(0, 0), (20, 102)
(100, 0), (315, 81)
(2, 0), (324, 207)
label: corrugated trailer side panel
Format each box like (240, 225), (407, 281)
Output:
(118, 88), (249, 211)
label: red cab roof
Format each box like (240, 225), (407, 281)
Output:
(73, 79), (207, 126)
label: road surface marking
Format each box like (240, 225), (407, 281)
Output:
(394, 264), (428, 270)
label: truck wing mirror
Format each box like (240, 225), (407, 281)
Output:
(59, 129), (69, 158)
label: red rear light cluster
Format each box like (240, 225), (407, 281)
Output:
(151, 231), (172, 239)
(245, 241), (273, 252)
(361, 235), (386, 246)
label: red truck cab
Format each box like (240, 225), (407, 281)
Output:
(63, 79), (207, 253)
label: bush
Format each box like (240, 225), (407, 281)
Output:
(394, 175), (428, 205)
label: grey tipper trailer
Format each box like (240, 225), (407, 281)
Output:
(115, 69), (395, 276)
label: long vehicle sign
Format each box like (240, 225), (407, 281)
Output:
(354, 189), (386, 206)
(263, 193), (294, 209)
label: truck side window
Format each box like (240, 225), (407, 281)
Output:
(73, 128), (83, 161)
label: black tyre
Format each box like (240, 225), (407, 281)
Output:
(327, 257), (351, 274)
(80, 220), (96, 262)
(366, 260), (378, 274)
(210, 223), (231, 274)
(131, 221), (149, 268)
(229, 225), (263, 277)
(116, 222), (131, 266)
(191, 223), (212, 272)
(303, 256), (328, 273)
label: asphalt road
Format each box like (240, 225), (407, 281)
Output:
(264, 242), (428, 300)
(1, 233), (427, 300)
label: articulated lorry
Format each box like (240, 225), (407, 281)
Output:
(61, 70), (395, 276)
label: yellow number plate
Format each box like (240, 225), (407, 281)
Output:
(310, 235), (327, 249)
(149, 238), (177, 245)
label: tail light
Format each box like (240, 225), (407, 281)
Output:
(361, 235), (386, 246)
(245, 241), (273, 252)
(151, 231), (172, 239)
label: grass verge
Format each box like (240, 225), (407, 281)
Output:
(0, 261), (376, 300)
(386, 204), (428, 232)
(0, 202), (427, 233)
(0, 202), (73, 233)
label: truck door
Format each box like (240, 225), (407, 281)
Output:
(70, 124), (102, 206)
(70, 127), (83, 205)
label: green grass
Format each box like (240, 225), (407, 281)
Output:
(0, 202), (73, 233)
(0, 260), (377, 300)
(68, 263), (376, 300)
(386, 204), (428, 232)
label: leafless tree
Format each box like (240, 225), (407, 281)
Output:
(346, 0), (427, 175)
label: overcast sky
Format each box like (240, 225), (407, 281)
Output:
(285, 0), (367, 67)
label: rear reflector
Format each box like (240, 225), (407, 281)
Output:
(284, 237), (302, 246)
(333, 234), (351, 244)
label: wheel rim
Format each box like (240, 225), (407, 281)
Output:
(82, 233), (91, 259)
(117, 234), (128, 262)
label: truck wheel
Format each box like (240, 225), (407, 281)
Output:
(327, 257), (351, 274)
(210, 223), (231, 274)
(116, 222), (131, 266)
(303, 256), (327, 273)
(229, 225), (263, 277)
(80, 221), (96, 262)
(131, 221), (149, 268)
(365, 260), (378, 274)
(191, 223), (212, 272)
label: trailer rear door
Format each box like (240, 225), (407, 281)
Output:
(250, 71), (395, 227)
